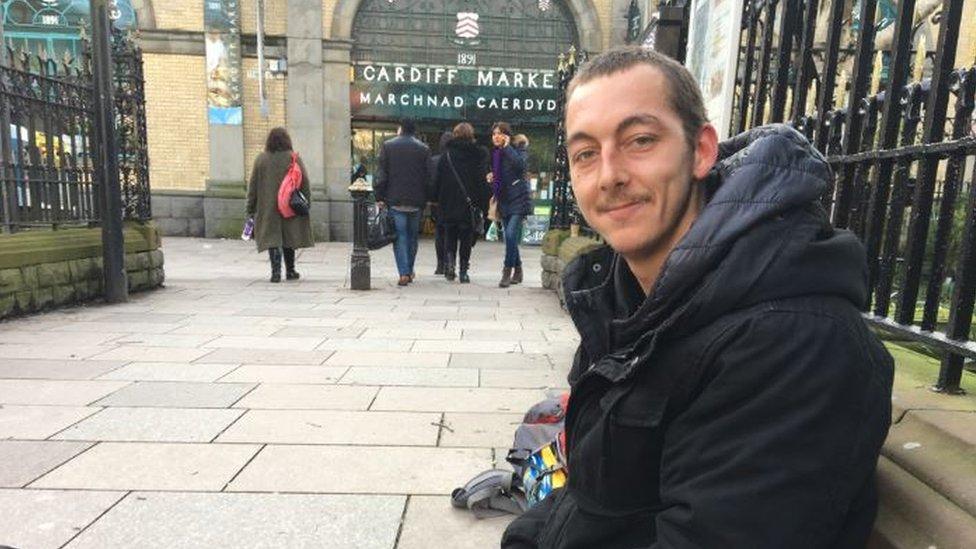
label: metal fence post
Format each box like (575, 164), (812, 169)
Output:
(90, 0), (127, 303)
(654, 1), (689, 62)
(349, 178), (371, 291)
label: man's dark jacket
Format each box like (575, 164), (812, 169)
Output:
(374, 134), (430, 209)
(501, 125), (894, 548)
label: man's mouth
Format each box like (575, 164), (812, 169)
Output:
(599, 200), (646, 221)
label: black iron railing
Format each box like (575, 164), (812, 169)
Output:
(730, 0), (976, 393)
(0, 28), (150, 232)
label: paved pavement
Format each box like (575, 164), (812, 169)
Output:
(0, 236), (578, 548)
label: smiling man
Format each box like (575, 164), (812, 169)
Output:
(501, 48), (894, 548)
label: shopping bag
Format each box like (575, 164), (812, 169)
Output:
(486, 220), (500, 242)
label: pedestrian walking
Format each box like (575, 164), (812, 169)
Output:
(488, 122), (531, 288)
(374, 118), (431, 286)
(430, 130), (454, 276)
(245, 127), (314, 283)
(432, 122), (490, 283)
(502, 47), (893, 548)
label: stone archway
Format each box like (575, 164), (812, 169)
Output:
(330, 0), (604, 53)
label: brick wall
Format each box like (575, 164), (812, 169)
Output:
(152, 0), (204, 32)
(143, 53), (209, 191)
(241, 0), (288, 37)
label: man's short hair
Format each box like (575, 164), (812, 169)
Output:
(452, 122), (475, 142)
(399, 118), (416, 135)
(567, 47), (709, 150)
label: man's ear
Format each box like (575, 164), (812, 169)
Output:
(692, 124), (719, 180)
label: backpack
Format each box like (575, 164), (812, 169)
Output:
(452, 392), (570, 518)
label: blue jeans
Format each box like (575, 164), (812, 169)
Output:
(503, 214), (524, 268)
(391, 209), (421, 276)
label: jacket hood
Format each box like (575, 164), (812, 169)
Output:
(563, 124), (868, 369)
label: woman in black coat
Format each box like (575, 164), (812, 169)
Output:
(433, 122), (490, 283)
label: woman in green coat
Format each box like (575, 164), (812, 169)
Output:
(246, 127), (314, 282)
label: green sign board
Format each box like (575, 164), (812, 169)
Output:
(350, 62), (559, 125)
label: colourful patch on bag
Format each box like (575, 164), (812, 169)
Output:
(522, 439), (568, 507)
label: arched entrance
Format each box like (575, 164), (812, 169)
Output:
(343, 1), (592, 199)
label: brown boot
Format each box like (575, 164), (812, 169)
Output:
(498, 267), (512, 288)
(511, 266), (523, 285)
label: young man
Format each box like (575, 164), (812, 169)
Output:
(502, 48), (894, 548)
(374, 119), (431, 286)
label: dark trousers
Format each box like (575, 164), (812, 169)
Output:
(435, 221), (447, 268)
(444, 224), (474, 271)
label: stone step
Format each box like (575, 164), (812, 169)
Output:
(870, 455), (976, 549)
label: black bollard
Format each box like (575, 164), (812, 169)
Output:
(349, 178), (372, 290)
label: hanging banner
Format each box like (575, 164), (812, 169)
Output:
(204, 0), (243, 125)
(686, 0), (744, 139)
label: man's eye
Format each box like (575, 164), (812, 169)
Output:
(631, 135), (656, 147)
(572, 150), (596, 163)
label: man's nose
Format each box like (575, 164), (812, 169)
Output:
(597, 148), (626, 191)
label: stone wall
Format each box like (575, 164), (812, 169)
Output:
(0, 224), (165, 319)
(540, 229), (603, 306)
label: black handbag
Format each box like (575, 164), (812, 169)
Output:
(444, 152), (485, 235)
(289, 189), (310, 216)
(367, 202), (396, 250)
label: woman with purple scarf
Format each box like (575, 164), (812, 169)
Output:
(487, 122), (531, 287)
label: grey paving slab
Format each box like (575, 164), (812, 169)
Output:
(462, 329), (547, 341)
(315, 338), (414, 352)
(0, 441), (93, 487)
(109, 334), (218, 348)
(0, 405), (99, 439)
(0, 344), (111, 360)
(480, 368), (571, 389)
(371, 387), (547, 414)
(96, 361), (239, 382)
(325, 350), (450, 368)
(198, 347), (334, 364)
(269, 326), (365, 338)
(31, 442), (260, 491)
(41, 321), (183, 334)
(0, 331), (123, 346)
(449, 352), (553, 370)
(202, 335), (326, 351)
(339, 367), (478, 387)
(218, 365), (348, 384)
(65, 492), (405, 549)
(92, 381), (255, 408)
(360, 327), (462, 340)
(414, 340), (521, 354)
(227, 445), (492, 494)
(52, 407), (245, 442)
(92, 312), (190, 324)
(439, 413), (524, 448)
(520, 340), (579, 355)
(0, 359), (126, 380)
(167, 323), (279, 336)
(0, 489), (125, 549)
(350, 319), (448, 330)
(216, 410), (439, 445)
(89, 345), (214, 363)
(397, 495), (513, 549)
(234, 384), (378, 410)
(447, 320), (525, 330)
(0, 380), (130, 406)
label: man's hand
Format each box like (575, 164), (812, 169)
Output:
(486, 173), (494, 184)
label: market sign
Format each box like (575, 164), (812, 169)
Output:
(350, 62), (560, 125)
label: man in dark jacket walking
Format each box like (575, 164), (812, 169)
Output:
(375, 118), (431, 286)
(502, 47), (894, 548)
